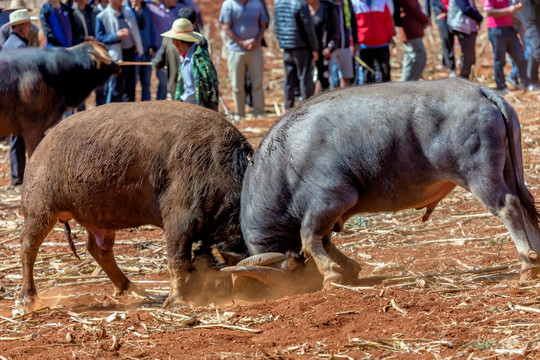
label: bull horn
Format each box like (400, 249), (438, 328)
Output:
(237, 252), (286, 267)
(90, 49), (112, 66)
(220, 265), (288, 288)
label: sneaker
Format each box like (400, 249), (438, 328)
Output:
(506, 76), (519, 88)
(449, 70), (457, 78)
(232, 114), (244, 122)
(527, 84), (540, 92)
(497, 88), (509, 95)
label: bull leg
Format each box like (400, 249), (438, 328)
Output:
(323, 234), (361, 283)
(86, 229), (145, 297)
(162, 216), (195, 307)
(470, 167), (540, 282)
(19, 214), (56, 305)
(20, 127), (45, 159)
(300, 190), (358, 288)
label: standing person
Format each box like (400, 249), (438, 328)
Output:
(397, 0), (429, 81)
(426, 0), (456, 77)
(307, 0), (339, 92)
(331, 0), (358, 87)
(147, 0), (202, 100)
(0, 0), (39, 48)
(351, 0), (395, 84)
(72, 0), (96, 45)
(219, 0), (268, 120)
(96, 0), (144, 103)
(274, 0), (319, 111)
(40, 0), (75, 47)
(153, 6), (198, 100)
(447, 0), (483, 79)
(483, 0), (536, 93)
(1, 8), (37, 186)
(161, 18), (219, 110)
(127, 0), (156, 101)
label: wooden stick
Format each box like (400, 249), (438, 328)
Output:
(118, 61), (153, 66)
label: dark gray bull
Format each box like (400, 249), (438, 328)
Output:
(235, 78), (540, 288)
(19, 101), (252, 306)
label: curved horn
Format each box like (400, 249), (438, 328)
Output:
(220, 265), (288, 288)
(237, 253), (286, 267)
(90, 49), (112, 65)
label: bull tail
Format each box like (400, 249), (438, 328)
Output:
(480, 86), (540, 227)
(64, 222), (81, 260)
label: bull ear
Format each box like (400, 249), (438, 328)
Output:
(89, 45), (112, 68)
(210, 246), (245, 266)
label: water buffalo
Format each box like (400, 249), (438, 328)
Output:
(0, 42), (119, 157)
(19, 101), (252, 307)
(232, 78), (540, 289)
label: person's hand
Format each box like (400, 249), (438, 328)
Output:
(241, 38), (257, 50)
(322, 47), (332, 59)
(117, 28), (130, 40)
(84, 35), (95, 42)
(312, 51), (319, 62)
(511, 2), (522, 13)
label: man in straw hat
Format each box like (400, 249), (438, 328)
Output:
(1, 7), (37, 187)
(161, 18), (219, 111)
(0, 0), (38, 48)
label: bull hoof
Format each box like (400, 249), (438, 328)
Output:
(343, 258), (362, 283)
(163, 294), (182, 308)
(323, 272), (343, 289)
(519, 267), (540, 284)
(113, 282), (146, 297)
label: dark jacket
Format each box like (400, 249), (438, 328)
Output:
(126, 1), (156, 53)
(274, 0), (318, 51)
(313, 0), (339, 52)
(522, 0), (540, 21)
(336, 0), (358, 48)
(40, 1), (76, 47)
(398, 0), (429, 41)
(72, 3), (97, 44)
(153, 36), (180, 98)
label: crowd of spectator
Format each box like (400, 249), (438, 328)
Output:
(2, 0), (540, 185)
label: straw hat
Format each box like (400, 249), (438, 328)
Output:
(4, 0), (28, 11)
(6, 8), (37, 27)
(161, 18), (203, 43)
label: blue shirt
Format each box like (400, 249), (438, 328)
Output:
(219, 0), (268, 52)
(180, 43), (197, 104)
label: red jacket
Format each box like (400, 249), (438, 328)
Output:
(398, 0), (429, 41)
(351, 0), (395, 47)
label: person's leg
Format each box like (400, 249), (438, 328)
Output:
(246, 47), (265, 116)
(329, 52), (340, 88)
(282, 50), (299, 110)
(526, 19), (540, 85)
(436, 18), (456, 71)
(336, 47), (354, 87)
(406, 38), (426, 81)
(359, 47), (377, 84)
(122, 48), (136, 102)
(295, 48), (315, 102)
(488, 27), (507, 90)
(156, 68), (168, 100)
(138, 53), (152, 101)
(400, 41), (414, 81)
(506, 27), (530, 87)
(227, 50), (247, 117)
(9, 135), (25, 185)
(378, 46), (392, 82)
(317, 54), (330, 90)
(457, 31), (477, 79)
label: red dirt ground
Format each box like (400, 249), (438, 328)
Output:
(2, 1), (540, 359)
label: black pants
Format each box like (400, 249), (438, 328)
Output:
(283, 47), (314, 110)
(358, 46), (391, 84)
(109, 47), (136, 103)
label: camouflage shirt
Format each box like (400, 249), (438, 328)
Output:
(174, 43), (220, 112)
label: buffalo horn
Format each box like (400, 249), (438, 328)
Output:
(236, 252), (286, 267)
(90, 49), (112, 66)
(220, 265), (287, 288)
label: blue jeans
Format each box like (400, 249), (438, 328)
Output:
(10, 135), (25, 185)
(488, 26), (528, 90)
(509, 34), (530, 81)
(156, 68), (168, 100)
(136, 52), (153, 101)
